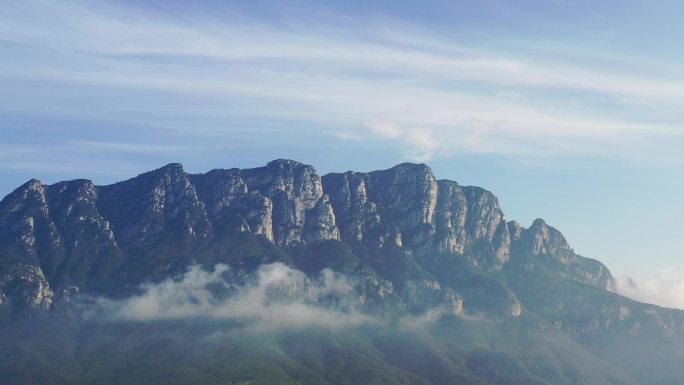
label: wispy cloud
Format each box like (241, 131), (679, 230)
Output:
(617, 268), (684, 310)
(366, 121), (437, 161)
(93, 263), (373, 331)
(71, 140), (192, 153)
(0, 0), (683, 165)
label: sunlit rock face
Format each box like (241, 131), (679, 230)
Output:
(0, 159), (615, 321)
(191, 168), (275, 241)
(0, 264), (53, 309)
(512, 218), (616, 291)
(4, 159), (684, 385)
(98, 163), (214, 249)
(191, 159), (340, 247)
(325, 164), (511, 270)
(241, 159), (339, 246)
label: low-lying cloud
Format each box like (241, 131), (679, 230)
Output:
(94, 263), (373, 331)
(617, 268), (684, 310)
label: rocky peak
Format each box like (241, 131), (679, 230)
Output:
(507, 220), (523, 241)
(321, 171), (380, 243)
(97, 163), (213, 250)
(0, 178), (62, 266)
(304, 194), (340, 242)
(241, 159), (335, 246)
(245, 159), (324, 207)
(367, 163), (438, 225)
(510, 218), (616, 290)
(154, 162), (185, 175)
(324, 165), (511, 267)
(44, 179), (119, 288)
(46, 180), (94, 216)
(433, 180), (468, 254)
(360, 163), (438, 251)
(1, 179), (47, 215)
(190, 160), (340, 246)
(190, 168), (248, 216)
(461, 186), (505, 242)
(0, 160), (619, 316)
(191, 168), (274, 241)
(0, 263), (53, 310)
(525, 218), (572, 257)
(442, 184), (509, 268)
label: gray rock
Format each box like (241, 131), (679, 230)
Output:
(0, 263), (53, 309)
(514, 218), (616, 290)
(0, 159), (616, 316)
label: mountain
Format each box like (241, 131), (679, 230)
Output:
(1, 160), (683, 385)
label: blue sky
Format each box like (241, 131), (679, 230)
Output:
(2, 0), (684, 306)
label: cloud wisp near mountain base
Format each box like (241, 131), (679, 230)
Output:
(92, 262), (373, 331)
(3, 1), (684, 384)
(2, 160), (684, 385)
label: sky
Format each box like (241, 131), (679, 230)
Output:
(1, 0), (684, 307)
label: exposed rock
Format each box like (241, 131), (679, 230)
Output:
(304, 195), (340, 243)
(324, 165), (510, 269)
(442, 288), (464, 316)
(191, 169), (274, 241)
(3, 159), (684, 385)
(322, 171), (381, 242)
(507, 300), (522, 318)
(98, 163), (213, 250)
(366, 163), (438, 253)
(242, 159), (338, 246)
(434, 180), (468, 254)
(514, 218), (616, 290)
(507, 220), (523, 241)
(524, 218), (572, 257)
(0, 179), (63, 265)
(0, 160), (618, 320)
(45, 179), (120, 287)
(231, 193), (274, 240)
(190, 168), (248, 220)
(0, 263), (53, 309)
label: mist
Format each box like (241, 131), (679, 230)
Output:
(92, 263), (374, 331)
(617, 268), (684, 309)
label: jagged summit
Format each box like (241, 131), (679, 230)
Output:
(2, 160), (684, 385)
(0, 161), (596, 273)
(20, 178), (43, 189)
(133, 162), (186, 180)
(531, 217), (546, 226)
(378, 161), (433, 174)
(265, 158), (308, 169)
(0, 159), (616, 317)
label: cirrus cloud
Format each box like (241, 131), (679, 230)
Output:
(1, 0), (683, 166)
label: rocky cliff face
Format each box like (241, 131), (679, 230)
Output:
(98, 163), (213, 249)
(0, 160), (616, 321)
(5, 160), (684, 385)
(512, 218), (616, 291)
(325, 163), (531, 272)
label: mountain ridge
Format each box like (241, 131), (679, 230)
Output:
(2, 159), (684, 385)
(0, 159), (615, 311)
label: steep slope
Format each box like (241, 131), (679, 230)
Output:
(0, 159), (682, 385)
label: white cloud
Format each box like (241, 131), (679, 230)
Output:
(398, 307), (446, 331)
(1, 0), (683, 164)
(617, 268), (684, 310)
(366, 120), (403, 139)
(364, 121), (438, 161)
(71, 140), (191, 153)
(93, 263), (374, 331)
(404, 127), (437, 161)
